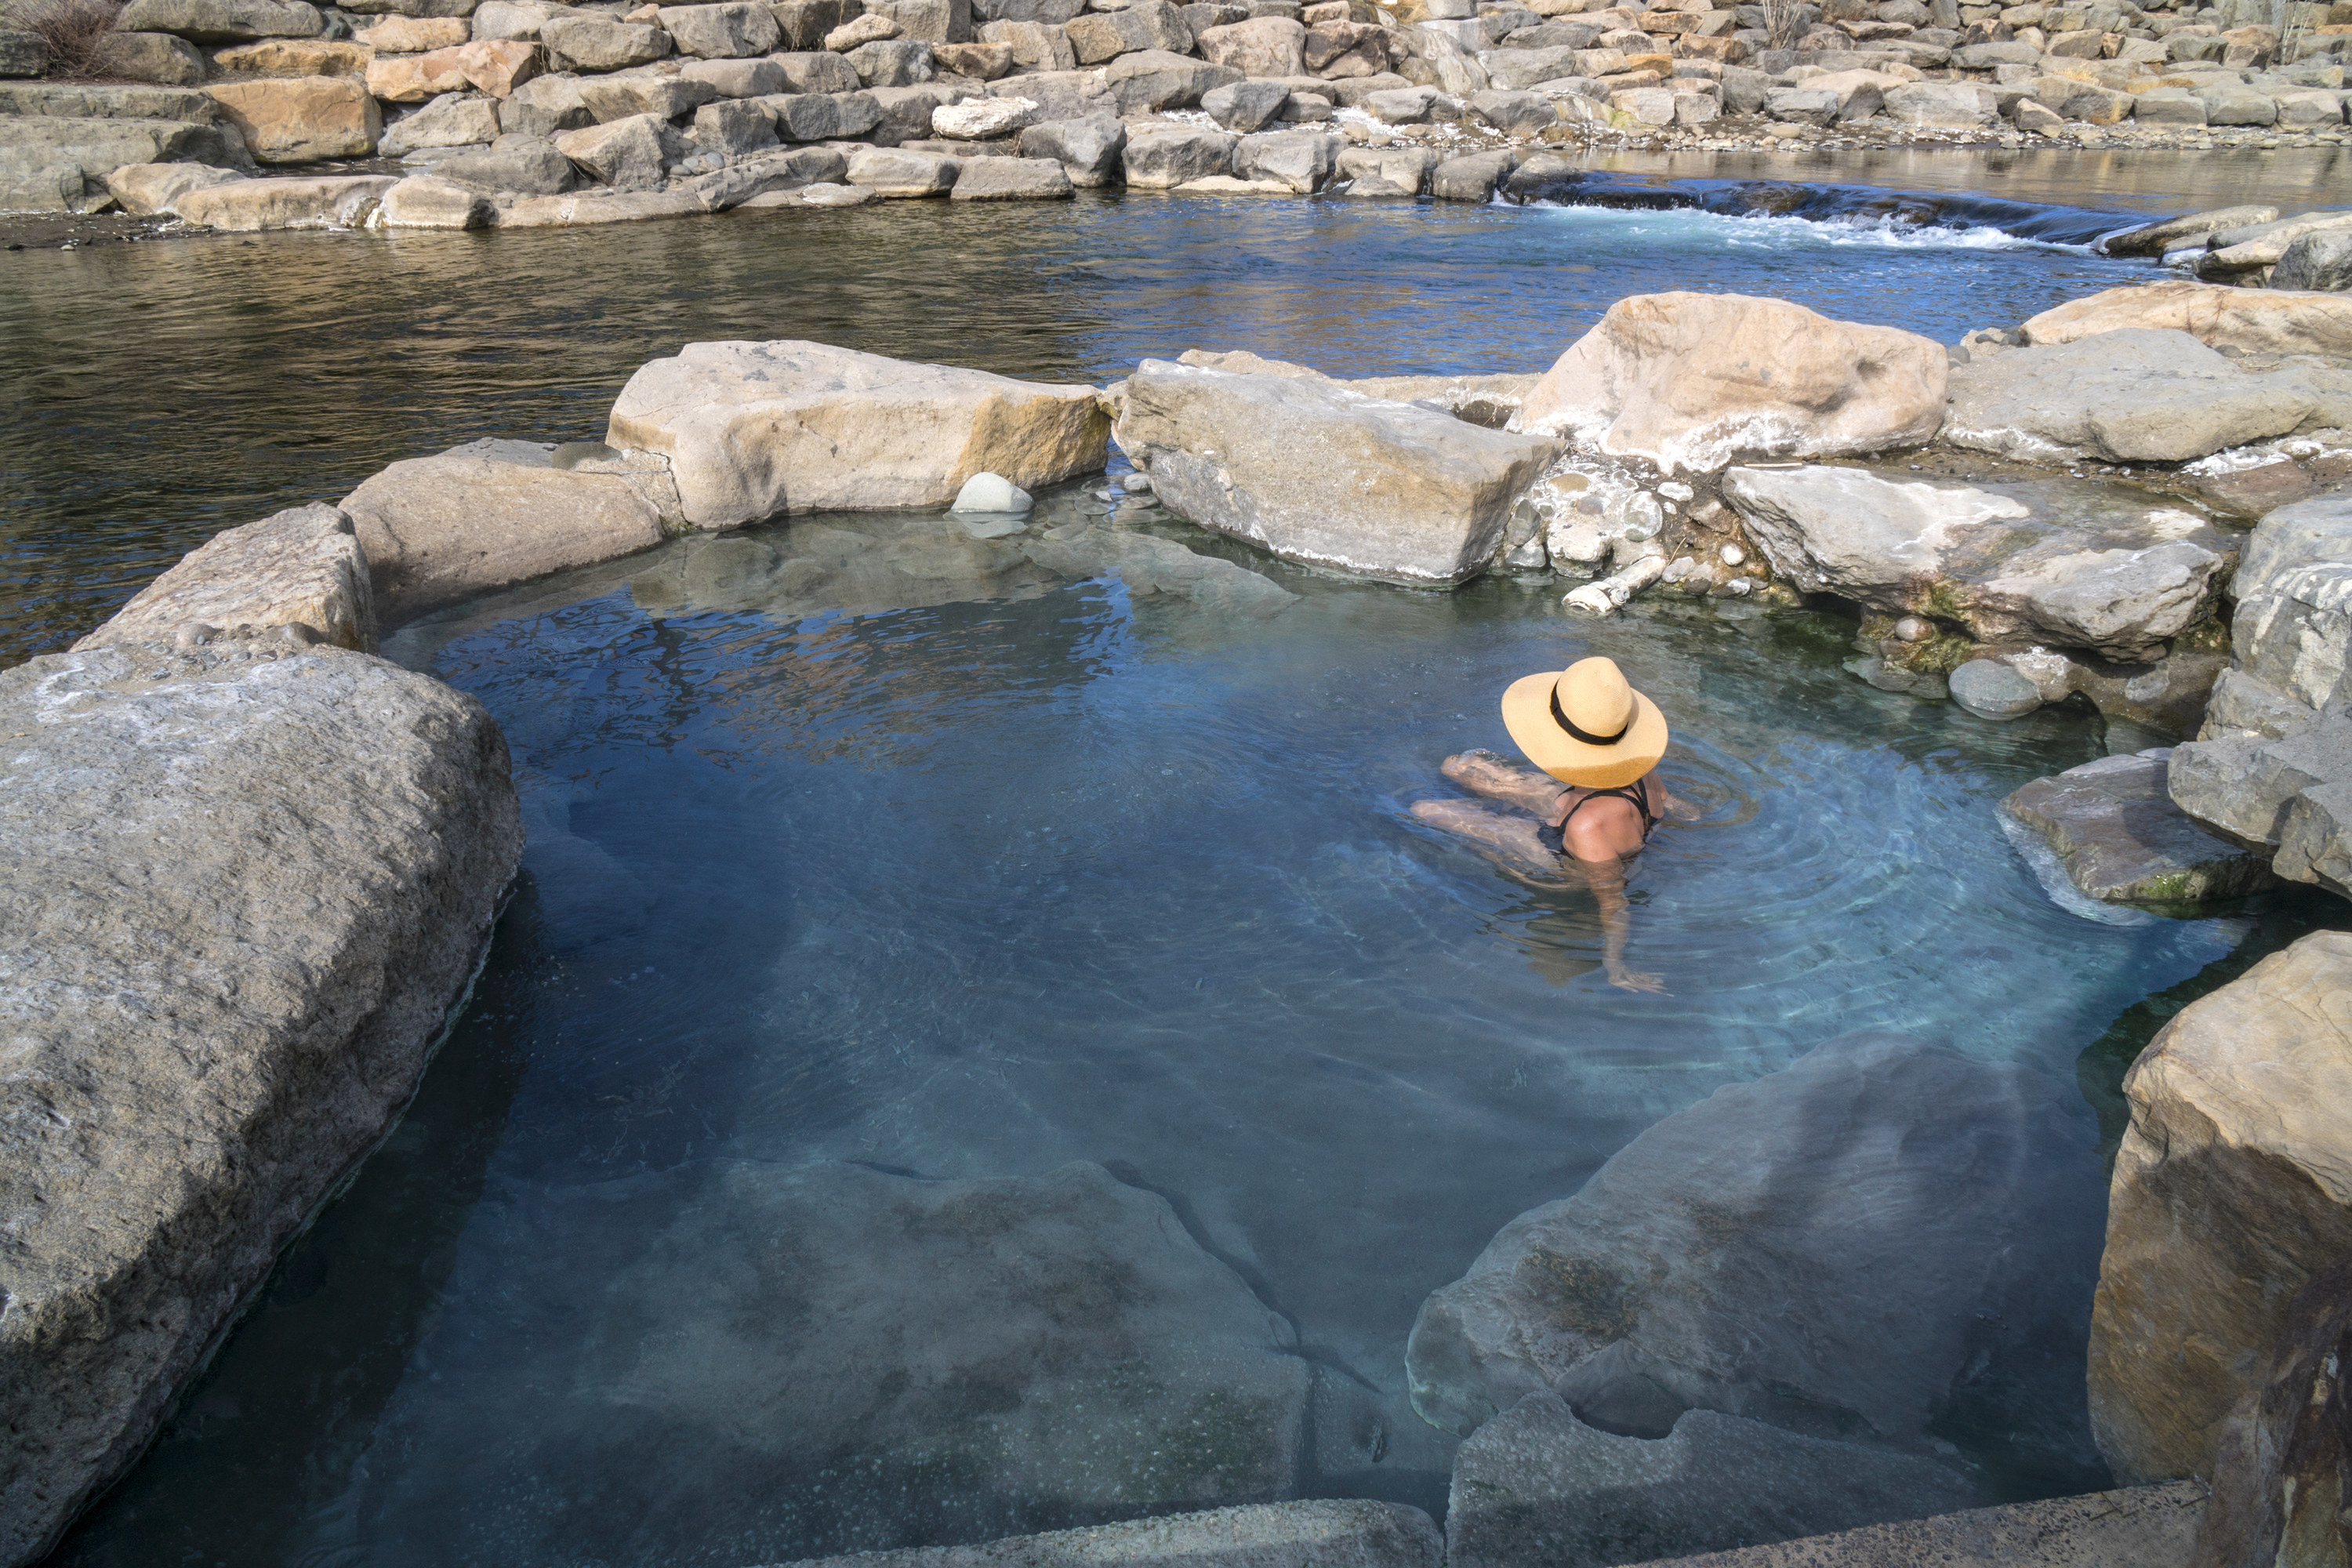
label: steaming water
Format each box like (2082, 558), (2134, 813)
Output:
(18, 151), (2344, 1566)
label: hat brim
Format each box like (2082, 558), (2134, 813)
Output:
(1501, 673), (1669, 789)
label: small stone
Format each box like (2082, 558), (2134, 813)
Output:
(1719, 543), (1745, 567)
(1893, 615), (1930, 641)
(799, 181), (874, 205)
(1949, 657), (2044, 720)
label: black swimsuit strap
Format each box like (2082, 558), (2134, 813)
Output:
(1558, 779), (1657, 834)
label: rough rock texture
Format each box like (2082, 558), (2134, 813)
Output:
(1724, 463), (2236, 662)
(2002, 750), (2275, 906)
(350, 1160), (1312, 1558)
(2228, 494), (2352, 715)
(0, 641), (521, 1568)
(1642, 1482), (2206, 1567)
(2019, 281), (2352, 359)
(1018, 113), (1125, 184)
(101, 158), (248, 214)
(750, 1501), (1441, 1568)
(2189, 1266), (2352, 1568)
(606, 341), (1109, 527)
(115, 0), (322, 41)
(205, 72), (381, 160)
(556, 112), (681, 189)
(2168, 719), (2352, 900)
(74, 503), (376, 653)
(0, 114), (250, 211)
(378, 172), (497, 226)
(1515, 293), (1947, 475)
(948, 154), (1071, 198)
(2089, 931), (2352, 1487)
(1406, 1033), (2105, 1490)
(339, 438), (675, 623)
(172, 172), (397, 228)
(1113, 360), (1555, 587)
(1447, 1390), (1978, 1568)
(1944, 330), (2343, 466)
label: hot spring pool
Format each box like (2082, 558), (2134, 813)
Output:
(15, 151), (2340, 1567)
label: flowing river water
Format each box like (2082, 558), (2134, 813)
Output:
(9, 145), (2345, 1566)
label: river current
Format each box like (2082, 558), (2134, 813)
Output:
(14, 147), (2343, 1566)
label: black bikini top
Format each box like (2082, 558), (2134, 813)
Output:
(1559, 779), (1658, 837)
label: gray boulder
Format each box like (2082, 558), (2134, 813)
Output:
(1334, 143), (1431, 196)
(2274, 229), (2352, 292)
(339, 437), (677, 624)
(1430, 147), (1515, 201)
(949, 153), (1071, 198)
(577, 71), (717, 122)
(864, 81), (961, 141)
(0, 114), (250, 211)
(1202, 76), (1290, 129)
(2230, 494), (2352, 713)
(0, 81), (224, 118)
(499, 71), (595, 136)
(1104, 46), (1239, 111)
(74, 503), (376, 652)
(538, 14), (672, 69)
(2169, 717), (2352, 900)
(655, 0), (780, 55)
(1468, 87), (1554, 132)
(1065, 0), (1192, 61)
(1229, 125), (1338, 191)
(0, 639), (519, 1568)
(849, 37), (936, 83)
(1947, 655), (2045, 720)
(1446, 1391), (1979, 1568)
(1724, 463), (2237, 662)
(760, 88), (885, 141)
(433, 137), (579, 192)
(1018, 113), (1126, 185)
(347, 1161), (1311, 1559)
(554, 113), (681, 190)
(771, 49), (862, 92)
(692, 96), (779, 154)
(1943, 328), (2336, 464)
(379, 91), (499, 155)
(114, 0), (322, 40)
(843, 143), (960, 193)
(1112, 359), (1556, 587)
(2004, 750), (2277, 905)
(94, 31), (212, 85)
(987, 66), (1113, 119)
(1405, 1032), (2106, 1488)
(1120, 122), (1236, 187)
(679, 54), (787, 94)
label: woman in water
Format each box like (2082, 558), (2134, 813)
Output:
(1412, 655), (1696, 993)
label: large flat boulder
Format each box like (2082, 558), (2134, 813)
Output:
(0, 114), (249, 211)
(1112, 360), (1555, 587)
(2020, 280), (2352, 358)
(1172, 348), (1536, 429)
(73, 503), (376, 652)
(114, 0), (323, 40)
(2002, 750), (2274, 906)
(1638, 1483), (2205, 1567)
(172, 172), (397, 228)
(604, 341), (1110, 527)
(346, 1160), (1312, 1559)
(0, 640), (520, 1568)
(1512, 292), (1947, 475)
(1405, 1032), (2106, 1491)
(0, 82), (226, 119)
(1722, 463), (2237, 662)
(339, 438), (677, 623)
(205, 74), (382, 161)
(765, 1501), (1443, 1568)
(1943, 329), (2345, 466)
(1446, 1390), (1978, 1568)
(2088, 931), (2352, 1486)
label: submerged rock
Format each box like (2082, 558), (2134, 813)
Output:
(1943, 328), (2349, 466)
(74, 502), (376, 652)
(2003, 750), (2275, 906)
(2090, 931), (2352, 1487)
(1406, 1032), (2104, 1490)
(1446, 1390), (1978, 1568)
(0, 641), (520, 1568)
(1019, 521), (1298, 616)
(355, 1161), (1312, 1560)
(778, 1501), (1443, 1568)
(604, 340), (1109, 526)
(1112, 359), (1555, 587)
(172, 171), (397, 229)
(340, 437), (677, 624)
(1723, 463), (2235, 662)
(1513, 292), (1947, 476)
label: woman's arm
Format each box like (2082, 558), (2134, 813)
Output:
(1574, 848), (1665, 993)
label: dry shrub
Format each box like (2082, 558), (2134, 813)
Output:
(1, 0), (125, 78)
(1760, 0), (1808, 47)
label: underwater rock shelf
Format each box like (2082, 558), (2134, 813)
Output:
(4, 276), (2351, 1568)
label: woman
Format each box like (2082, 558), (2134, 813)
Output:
(1411, 655), (1695, 993)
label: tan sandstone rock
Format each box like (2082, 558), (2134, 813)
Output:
(339, 439), (676, 622)
(210, 37), (373, 74)
(205, 73), (380, 159)
(172, 172), (395, 227)
(2022, 281), (2352, 360)
(604, 342), (1111, 527)
(1514, 292), (1947, 474)
(2088, 930), (2352, 1486)
(74, 503), (376, 653)
(365, 46), (472, 101)
(102, 159), (249, 215)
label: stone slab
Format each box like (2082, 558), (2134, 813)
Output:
(1622, 1481), (2205, 1566)
(72, 502), (377, 653)
(2002, 750), (2276, 905)
(747, 1500), (1443, 1568)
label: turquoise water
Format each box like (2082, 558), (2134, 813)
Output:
(17, 158), (2343, 1566)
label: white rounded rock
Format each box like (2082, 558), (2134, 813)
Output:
(1719, 543), (1745, 567)
(1893, 615), (1932, 642)
(800, 182), (874, 206)
(932, 96), (1036, 140)
(951, 471), (1034, 514)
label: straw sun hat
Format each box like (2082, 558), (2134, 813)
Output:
(1501, 656), (1669, 789)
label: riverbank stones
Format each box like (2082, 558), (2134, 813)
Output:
(2003, 750), (2276, 905)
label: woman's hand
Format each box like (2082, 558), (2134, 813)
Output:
(1606, 964), (1669, 994)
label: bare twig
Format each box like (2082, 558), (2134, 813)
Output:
(0, 0), (125, 78)
(1761, 0), (1807, 50)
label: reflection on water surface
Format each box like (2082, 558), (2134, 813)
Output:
(20, 153), (2344, 1566)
